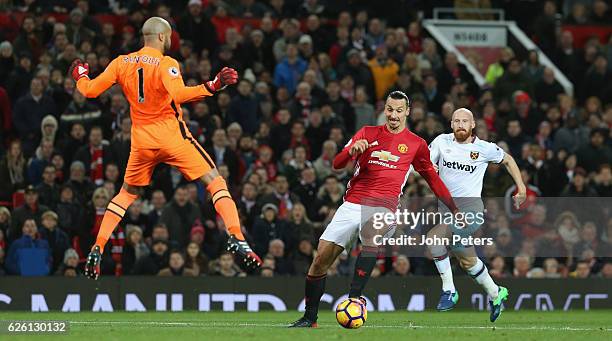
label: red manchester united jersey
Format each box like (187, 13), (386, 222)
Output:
(343, 125), (435, 210)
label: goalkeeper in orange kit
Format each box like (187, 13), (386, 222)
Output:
(70, 17), (261, 279)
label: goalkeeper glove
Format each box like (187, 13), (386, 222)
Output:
(204, 67), (238, 93)
(70, 59), (90, 81)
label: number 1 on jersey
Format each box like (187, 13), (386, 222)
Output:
(137, 67), (145, 103)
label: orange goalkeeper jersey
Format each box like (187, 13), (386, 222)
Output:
(76, 46), (213, 149)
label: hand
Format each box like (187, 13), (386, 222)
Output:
(70, 59), (89, 81)
(513, 187), (527, 209)
(349, 139), (369, 156)
(433, 164), (439, 173)
(205, 67), (238, 92)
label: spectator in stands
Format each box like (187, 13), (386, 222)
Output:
(267, 238), (294, 275)
(210, 251), (245, 277)
(534, 68), (565, 111)
(27, 138), (55, 186)
(6, 218), (51, 275)
(593, 164), (612, 196)
(228, 80), (259, 135)
(489, 254), (510, 279)
(55, 248), (81, 277)
(582, 54), (611, 103)
(534, 1), (558, 57)
(561, 167), (598, 196)
(13, 77), (57, 157)
(485, 47), (514, 86)
(109, 116), (131, 174)
(252, 203), (289, 257)
(274, 43), (307, 94)
(504, 119), (532, 158)
(184, 241), (209, 276)
(292, 238), (314, 276)
(571, 260), (592, 278)
(60, 122), (86, 170)
(122, 225), (149, 275)
(388, 255), (411, 277)
(160, 186), (202, 248)
(368, 45), (399, 101)
(65, 161), (95, 204)
(55, 185), (81, 237)
(577, 128), (612, 173)
(74, 126), (113, 187)
(9, 185), (50, 242)
(286, 203), (314, 248)
(158, 250), (196, 276)
(178, 0), (218, 55)
(0, 207), (10, 237)
(513, 254), (532, 278)
(0, 41), (14, 88)
(206, 129), (239, 185)
(0, 140), (26, 202)
(313, 175), (344, 221)
(258, 174), (299, 220)
(133, 239), (169, 276)
(494, 58), (534, 102)
(145, 190), (166, 236)
(38, 210), (69, 273)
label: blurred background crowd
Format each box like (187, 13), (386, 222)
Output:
(0, 0), (611, 279)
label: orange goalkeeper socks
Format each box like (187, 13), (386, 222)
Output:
(206, 175), (244, 240)
(94, 187), (138, 252)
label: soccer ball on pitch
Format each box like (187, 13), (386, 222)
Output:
(335, 298), (367, 329)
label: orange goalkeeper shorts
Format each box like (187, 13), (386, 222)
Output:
(123, 119), (215, 186)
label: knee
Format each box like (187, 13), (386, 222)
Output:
(459, 257), (477, 270)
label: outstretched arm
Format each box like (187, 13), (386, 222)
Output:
(501, 152), (526, 208)
(74, 59), (118, 98)
(161, 60), (237, 104)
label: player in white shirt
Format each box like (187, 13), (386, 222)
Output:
(427, 108), (526, 322)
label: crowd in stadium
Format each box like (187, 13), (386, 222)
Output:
(0, 0), (611, 279)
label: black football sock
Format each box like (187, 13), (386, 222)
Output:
(348, 246), (379, 298)
(304, 273), (327, 321)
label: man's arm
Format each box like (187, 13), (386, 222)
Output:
(332, 128), (367, 171)
(413, 141), (458, 213)
(161, 59), (237, 104)
(501, 152), (527, 209)
(75, 58), (118, 98)
(161, 59), (212, 104)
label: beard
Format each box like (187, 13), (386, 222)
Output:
(163, 37), (171, 52)
(453, 127), (472, 142)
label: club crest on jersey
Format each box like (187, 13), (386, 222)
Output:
(470, 151), (480, 160)
(397, 144), (408, 154)
(371, 150), (399, 162)
(168, 67), (179, 77)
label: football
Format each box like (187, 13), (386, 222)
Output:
(335, 298), (368, 329)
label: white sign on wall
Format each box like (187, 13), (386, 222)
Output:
(437, 25), (507, 47)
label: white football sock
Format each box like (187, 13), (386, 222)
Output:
(434, 255), (456, 293)
(466, 258), (498, 299)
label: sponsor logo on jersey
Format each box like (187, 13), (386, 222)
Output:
(442, 159), (477, 173)
(470, 151), (479, 160)
(371, 150), (399, 162)
(169, 67), (179, 76)
(397, 144), (408, 154)
(369, 150), (399, 169)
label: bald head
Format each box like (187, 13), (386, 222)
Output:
(451, 108), (475, 143)
(142, 17), (172, 52)
(451, 108), (474, 121)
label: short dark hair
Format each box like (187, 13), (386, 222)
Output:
(387, 91), (410, 107)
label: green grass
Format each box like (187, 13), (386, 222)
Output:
(0, 311), (610, 340)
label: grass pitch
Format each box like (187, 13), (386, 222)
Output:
(1, 310), (610, 340)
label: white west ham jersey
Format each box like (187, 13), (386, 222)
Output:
(429, 133), (505, 198)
